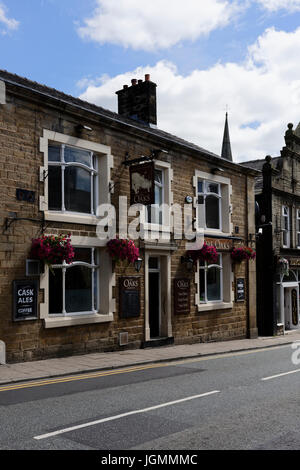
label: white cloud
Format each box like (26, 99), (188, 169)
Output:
(79, 27), (300, 162)
(77, 0), (242, 51)
(0, 3), (19, 33)
(255, 0), (300, 12)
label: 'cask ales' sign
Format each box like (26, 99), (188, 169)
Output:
(174, 278), (190, 315)
(13, 279), (38, 321)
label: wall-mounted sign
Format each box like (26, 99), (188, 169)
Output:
(205, 237), (234, 251)
(289, 258), (300, 267)
(13, 279), (38, 322)
(292, 289), (298, 326)
(130, 162), (155, 205)
(236, 278), (245, 302)
(174, 278), (190, 315)
(16, 188), (35, 203)
(119, 276), (140, 318)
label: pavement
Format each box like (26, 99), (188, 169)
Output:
(1, 330), (300, 386)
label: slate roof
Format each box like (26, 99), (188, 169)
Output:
(0, 69), (259, 174)
(240, 157), (281, 192)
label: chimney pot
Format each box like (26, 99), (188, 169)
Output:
(116, 76), (157, 126)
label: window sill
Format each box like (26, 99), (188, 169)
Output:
(43, 312), (114, 329)
(197, 302), (233, 313)
(195, 229), (232, 238)
(44, 211), (100, 225)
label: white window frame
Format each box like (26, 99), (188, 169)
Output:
(48, 144), (98, 216)
(146, 168), (164, 226)
(142, 160), (173, 236)
(195, 252), (233, 312)
(39, 130), (113, 225)
(49, 247), (99, 317)
(40, 236), (115, 329)
(296, 209), (300, 249)
(198, 255), (223, 304)
(193, 170), (232, 237)
(197, 180), (222, 231)
(282, 205), (290, 248)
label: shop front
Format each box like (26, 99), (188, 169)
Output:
(276, 257), (300, 331)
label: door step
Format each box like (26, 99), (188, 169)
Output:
(141, 337), (174, 349)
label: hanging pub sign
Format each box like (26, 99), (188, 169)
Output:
(119, 276), (140, 318)
(12, 279), (38, 322)
(130, 162), (155, 206)
(236, 278), (245, 302)
(174, 278), (190, 315)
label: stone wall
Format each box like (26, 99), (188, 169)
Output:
(0, 84), (256, 363)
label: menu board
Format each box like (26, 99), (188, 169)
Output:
(119, 277), (140, 318)
(174, 278), (190, 315)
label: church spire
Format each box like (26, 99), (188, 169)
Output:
(221, 112), (233, 161)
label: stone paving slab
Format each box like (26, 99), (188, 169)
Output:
(0, 330), (299, 385)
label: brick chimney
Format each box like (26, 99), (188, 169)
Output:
(116, 74), (157, 127)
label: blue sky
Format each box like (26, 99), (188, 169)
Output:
(2, 0), (300, 161)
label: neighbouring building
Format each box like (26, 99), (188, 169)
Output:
(0, 70), (258, 363)
(242, 123), (300, 335)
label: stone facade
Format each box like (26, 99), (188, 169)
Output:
(0, 70), (258, 363)
(243, 123), (300, 335)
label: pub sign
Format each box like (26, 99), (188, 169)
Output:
(119, 276), (140, 318)
(174, 278), (190, 315)
(13, 279), (38, 321)
(130, 162), (155, 206)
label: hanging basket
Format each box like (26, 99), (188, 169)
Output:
(277, 257), (289, 276)
(230, 246), (256, 263)
(30, 234), (75, 267)
(107, 238), (140, 265)
(187, 243), (218, 265)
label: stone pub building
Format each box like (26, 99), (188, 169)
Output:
(0, 70), (258, 363)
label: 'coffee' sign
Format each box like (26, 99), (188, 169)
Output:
(13, 280), (38, 321)
(130, 162), (155, 205)
(174, 278), (190, 315)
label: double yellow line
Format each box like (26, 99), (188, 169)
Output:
(0, 362), (168, 392)
(0, 344), (290, 393)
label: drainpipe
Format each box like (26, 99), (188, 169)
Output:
(246, 174), (258, 338)
(0, 80), (6, 104)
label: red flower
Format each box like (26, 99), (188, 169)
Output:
(187, 243), (218, 265)
(30, 234), (75, 265)
(107, 238), (139, 264)
(230, 246), (256, 261)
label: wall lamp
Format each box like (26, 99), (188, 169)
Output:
(76, 124), (93, 133)
(181, 256), (194, 272)
(134, 257), (143, 273)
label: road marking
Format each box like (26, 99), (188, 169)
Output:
(0, 344), (291, 393)
(34, 390), (220, 440)
(261, 368), (300, 381)
(0, 363), (169, 392)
